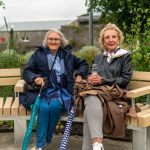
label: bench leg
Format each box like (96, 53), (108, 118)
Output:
(14, 119), (27, 144)
(132, 127), (150, 150)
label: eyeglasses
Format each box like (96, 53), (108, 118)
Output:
(47, 38), (61, 42)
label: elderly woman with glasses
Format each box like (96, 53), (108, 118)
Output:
(21, 28), (89, 150)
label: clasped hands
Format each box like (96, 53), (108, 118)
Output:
(75, 74), (103, 85)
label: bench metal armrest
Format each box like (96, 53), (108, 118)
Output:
(127, 86), (150, 98)
(14, 79), (26, 93)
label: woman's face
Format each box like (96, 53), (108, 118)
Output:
(47, 32), (61, 53)
(103, 29), (120, 52)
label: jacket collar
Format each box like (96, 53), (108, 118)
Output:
(103, 47), (129, 62)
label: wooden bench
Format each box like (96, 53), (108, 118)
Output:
(0, 68), (150, 150)
(0, 68), (28, 144)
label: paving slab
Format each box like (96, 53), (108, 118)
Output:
(0, 132), (132, 150)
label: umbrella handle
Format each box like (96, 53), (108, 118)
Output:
(38, 85), (43, 96)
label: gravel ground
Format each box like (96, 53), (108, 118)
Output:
(0, 132), (132, 150)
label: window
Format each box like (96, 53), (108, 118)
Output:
(21, 36), (29, 42)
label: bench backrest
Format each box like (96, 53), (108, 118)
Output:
(130, 71), (150, 89)
(0, 69), (150, 89)
(0, 68), (21, 86)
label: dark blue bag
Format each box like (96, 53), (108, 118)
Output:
(19, 90), (38, 110)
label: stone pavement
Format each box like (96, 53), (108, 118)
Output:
(0, 132), (132, 150)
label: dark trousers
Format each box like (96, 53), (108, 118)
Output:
(36, 99), (62, 149)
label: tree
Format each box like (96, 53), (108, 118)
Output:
(86, 0), (150, 71)
(86, 0), (150, 33)
(0, 0), (5, 8)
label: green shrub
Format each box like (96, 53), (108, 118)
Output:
(69, 38), (77, 48)
(123, 9), (150, 71)
(0, 86), (13, 99)
(0, 49), (21, 100)
(0, 49), (34, 69)
(23, 50), (34, 63)
(0, 49), (21, 68)
(76, 46), (101, 67)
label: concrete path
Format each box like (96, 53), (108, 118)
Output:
(0, 132), (132, 150)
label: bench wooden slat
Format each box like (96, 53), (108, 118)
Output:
(19, 105), (27, 116)
(0, 97), (4, 116)
(130, 107), (150, 127)
(130, 117), (138, 126)
(127, 85), (150, 98)
(138, 105), (150, 111)
(11, 98), (19, 116)
(14, 79), (25, 93)
(137, 108), (150, 117)
(0, 77), (21, 86)
(129, 81), (150, 89)
(132, 71), (150, 81)
(0, 68), (21, 77)
(138, 113), (150, 127)
(3, 97), (13, 116)
(27, 110), (32, 115)
(136, 103), (144, 107)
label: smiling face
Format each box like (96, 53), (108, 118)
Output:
(47, 32), (61, 53)
(103, 29), (120, 52)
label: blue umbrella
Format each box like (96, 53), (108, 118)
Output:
(22, 86), (43, 150)
(59, 107), (75, 150)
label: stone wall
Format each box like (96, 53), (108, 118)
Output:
(0, 23), (104, 52)
(0, 31), (46, 52)
(61, 24), (103, 51)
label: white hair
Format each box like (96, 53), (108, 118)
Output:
(43, 28), (68, 48)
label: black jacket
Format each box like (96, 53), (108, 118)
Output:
(20, 46), (89, 109)
(95, 50), (132, 89)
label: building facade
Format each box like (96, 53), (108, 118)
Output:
(0, 14), (103, 52)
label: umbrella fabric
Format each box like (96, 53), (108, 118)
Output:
(59, 107), (75, 150)
(22, 94), (41, 150)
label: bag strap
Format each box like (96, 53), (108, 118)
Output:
(49, 51), (58, 74)
(48, 49), (59, 87)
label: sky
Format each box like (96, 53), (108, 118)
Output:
(0, 0), (88, 25)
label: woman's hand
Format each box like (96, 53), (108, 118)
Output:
(88, 74), (103, 85)
(34, 77), (45, 87)
(75, 75), (83, 82)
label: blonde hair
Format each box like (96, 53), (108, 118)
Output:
(43, 28), (68, 48)
(99, 23), (124, 48)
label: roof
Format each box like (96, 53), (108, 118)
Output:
(0, 20), (72, 32)
(78, 13), (101, 23)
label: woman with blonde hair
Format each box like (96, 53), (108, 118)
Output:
(82, 23), (132, 150)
